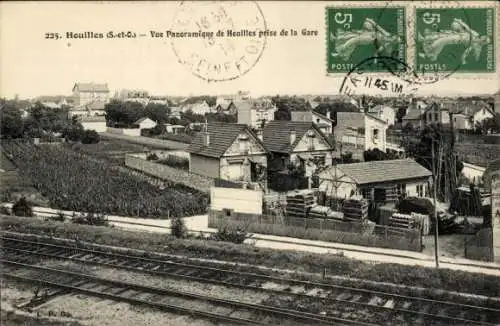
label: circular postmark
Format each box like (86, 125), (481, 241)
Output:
(170, 1), (267, 82)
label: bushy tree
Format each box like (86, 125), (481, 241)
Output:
(12, 197), (33, 217)
(81, 130), (100, 144)
(171, 216), (188, 238)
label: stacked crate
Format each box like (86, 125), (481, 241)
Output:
(285, 192), (315, 218)
(389, 213), (417, 229)
(342, 199), (369, 221)
(308, 204), (344, 221)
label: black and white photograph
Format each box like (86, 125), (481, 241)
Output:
(0, 1), (499, 325)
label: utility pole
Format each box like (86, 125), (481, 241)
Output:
(432, 140), (440, 268)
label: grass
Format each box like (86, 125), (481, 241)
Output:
(2, 214), (499, 298)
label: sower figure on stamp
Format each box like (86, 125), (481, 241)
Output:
(331, 18), (401, 60)
(417, 18), (490, 64)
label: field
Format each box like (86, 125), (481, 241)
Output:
(1, 140), (208, 218)
(67, 139), (148, 165)
(0, 145), (49, 206)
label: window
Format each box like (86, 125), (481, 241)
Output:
(316, 118), (320, 123)
(372, 129), (379, 143)
(416, 184), (424, 197)
(434, 113), (438, 121)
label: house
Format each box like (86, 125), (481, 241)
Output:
(291, 110), (335, 135)
(318, 159), (432, 204)
(215, 101), (238, 115)
(402, 109), (424, 129)
(164, 124), (185, 134)
(79, 115), (107, 133)
(187, 122), (268, 183)
(308, 100), (320, 109)
(335, 112), (388, 151)
(461, 162), (487, 185)
(135, 117), (157, 130)
(182, 101), (212, 115)
(465, 105), (495, 130)
(236, 100), (277, 129)
(149, 96), (169, 105)
(262, 121), (335, 179)
(368, 105), (396, 126)
(169, 107), (182, 119)
(118, 89), (150, 105)
(423, 102), (450, 125)
(72, 82), (110, 107)
(68, 100), (107, 118)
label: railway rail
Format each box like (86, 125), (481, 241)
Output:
(2, 235), (500, 325)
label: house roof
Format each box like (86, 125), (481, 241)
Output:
(80, 115), (106, 122)
(402, 109), (422, 121)
(187, 122), (265, 158)
(135, 117), (155, 124)
(320, 159), (432, 185)
(73, 83), (109, 93)
(262, 120), (333, 154)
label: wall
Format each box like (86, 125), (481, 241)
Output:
(462, 163), (486, 184)
(81, 121), (107, 133)
(189, 153), (220, 179)
(125, 154), (214, 192)
(473, 108), (494, 125)
(107, 127), (141, 137)
(210, 187), (263, 215)
(365, 115), (387, 151)
(318, 171), (359, 199)
(293, 128), (333, 153)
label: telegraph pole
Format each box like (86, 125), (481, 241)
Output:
(432, 140), (440, 268)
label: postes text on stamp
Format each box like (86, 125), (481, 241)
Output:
(171, 1), (267, 82)
(326, 7), (406, 73)
(415, 8), (495, 73)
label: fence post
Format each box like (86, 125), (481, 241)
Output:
(385, 226), (388, 240)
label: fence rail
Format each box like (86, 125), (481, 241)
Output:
(209, 210), (422, 252)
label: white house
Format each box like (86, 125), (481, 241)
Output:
(72, 82), (110, 107)
(236, 100), (277, 129)
(79, 116), (107, 133)
(335, 112), (388, 151)
(318, 159), (432, 204)
(368, 105), (396, 126)
(135, 117), (157, 130)
(182, 101), (212, 115)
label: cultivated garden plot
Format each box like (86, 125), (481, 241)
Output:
(1, 140), (208, 218)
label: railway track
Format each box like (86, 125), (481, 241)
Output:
(2, 235), (499, 325)
(1, 259), (364, 326)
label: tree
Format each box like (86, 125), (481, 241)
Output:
(0, 102), (24, 138)
(81, 130), (100, 144)
(363, 148), (401, 162)
(171, 216), (188, 238)
(12, 197), (33, 217)
(144, 103), (170, 124)
(105, 100), (145, 126)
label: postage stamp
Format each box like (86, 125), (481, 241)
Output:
(326, 7), (406, 73)
(170, 1), (267, 82)
(415, 7), (496, 73)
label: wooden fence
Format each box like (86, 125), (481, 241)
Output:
(209, 210), (422, 252)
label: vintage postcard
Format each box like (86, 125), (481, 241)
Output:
(1, 1), (500, 326)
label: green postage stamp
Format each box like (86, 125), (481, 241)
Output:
(415, 8), (495, 73)
(326, 7), (406, 73)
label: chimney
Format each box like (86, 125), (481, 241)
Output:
(290, 130), (296, 145)
(326, 111), (331, 120)
(203, 132), (210, 146)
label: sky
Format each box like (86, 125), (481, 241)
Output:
(1, 1), (499, 99)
